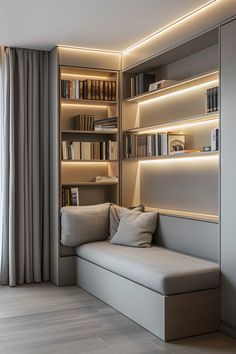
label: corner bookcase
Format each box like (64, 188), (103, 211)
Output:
(60, 65), (120, 207)
(121, 36), (219, 223)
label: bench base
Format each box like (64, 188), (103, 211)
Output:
(76, 257), (220, 341)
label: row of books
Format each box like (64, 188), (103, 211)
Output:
(61, 79), (116, 101)
(62, 140), (118, 160)
(62, 187), (79, 207)
(206, 87), (219, 113)
(74, 114), (95, 131)
(130, 73), (155, 97)
(73, 115), (118, 132)
(124, 133), (185, 158)
(94, 117), (118, 131)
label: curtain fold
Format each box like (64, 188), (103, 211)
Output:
(0, 47), (50, 286)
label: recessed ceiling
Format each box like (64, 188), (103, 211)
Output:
(0, 0), (212, 52)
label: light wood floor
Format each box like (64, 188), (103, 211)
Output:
(0, 283), (236, 354)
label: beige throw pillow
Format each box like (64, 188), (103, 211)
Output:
(109, 204), (145, 240)
(111, 208), (158, 247)
(61, 203), (110, 247)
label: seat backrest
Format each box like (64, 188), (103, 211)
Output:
(152, 214), (219, 262)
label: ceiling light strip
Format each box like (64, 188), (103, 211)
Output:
(122, 0), (217, 54)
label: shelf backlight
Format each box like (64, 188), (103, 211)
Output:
(138, 79), (219, 105)
(140, 154), (218, 164)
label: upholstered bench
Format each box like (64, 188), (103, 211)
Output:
(76, 241), (220, 340)
(61, 203), (220, 341)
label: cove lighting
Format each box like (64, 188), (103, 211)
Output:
(61, 73), (109, 80)
(135, 117), (219, 134)
(61, 103), (109, 109)
(122, 0), (217, 54)
(139, 153), (218, 164)
(58, 45), (121, 55)
(139, 80), (219, 105)
(61, 161), (109, 165)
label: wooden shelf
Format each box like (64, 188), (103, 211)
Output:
(62, 182), (118, 186)
(124, 70), (218, 103)
(61, 98), (117, 106)
(145, 207), (219, 223)
(123, 151), (218, 161)
(123, 112), (219, 134)
(61, 129), (118, 135)
(62, 159), (118, 163)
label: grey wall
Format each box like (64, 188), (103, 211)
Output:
(221, 18), (236, 334)
(154, 215), (219, 262)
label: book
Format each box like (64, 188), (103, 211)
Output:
(211, 128), (219, 151)
(206, 86), (219, 113)
(149, 80), (177, 92)
(70, 187), (79, 206)
(168, 133), (185, 154)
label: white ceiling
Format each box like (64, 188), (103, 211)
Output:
(0, 0), (211, 52)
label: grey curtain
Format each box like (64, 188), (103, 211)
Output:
(0, 47), (50, 286)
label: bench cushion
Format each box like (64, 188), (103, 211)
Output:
(76, 241), (219, 295)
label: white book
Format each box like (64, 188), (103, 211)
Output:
(70, 142), (75, 160)
(72, 80), (76, 99)
(75, 80), (79, 99)
(74, 142), (81, 160)
(81, 142), (91, 160)
(62, 141), (68, 160)
(70, 187), (79, 206)
(147, 135), (152, 157)
(161, 133), (168, 156)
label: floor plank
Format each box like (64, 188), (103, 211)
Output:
(0, 283), (236, 354)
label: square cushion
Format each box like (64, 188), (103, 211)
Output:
(61, 203), (110, 247)
(109, 204), (145, 240)
(111, 208), (158, 247)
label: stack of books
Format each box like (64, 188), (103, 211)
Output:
(130, 73), (155, 96)
(95, 176), (118, 183)
(94, 117), (118, 132)
(206, 86), (219, 112)
(123, 133), (185, 158)
(74, 114), (95, 131)
(62, 140), (118, 160)
(62, 187), (79, 207)
(61, 79), (116, 101)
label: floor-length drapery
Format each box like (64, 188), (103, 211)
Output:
(0, 47), (50, 286)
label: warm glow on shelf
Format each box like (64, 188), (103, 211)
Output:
(138, 79), (219, 105)
(61, 102), (109, 109)
(131, 115), (219, 134)
(61, 161), (109, 165)
(122, 0), (218, 54)
(139, 152), (218, 164)
(61, 73), (109, 80)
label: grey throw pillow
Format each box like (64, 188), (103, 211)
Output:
(109, 204), (145, 240)
(111, 208), (158, 247)
(61, 203), (110, 247)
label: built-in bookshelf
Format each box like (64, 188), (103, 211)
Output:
(60, 65), (120, 207)
(121, 41), (219, 217)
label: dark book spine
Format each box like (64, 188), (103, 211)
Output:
(83, 80), (87, 99)
(111, 81), (116, 101)
(91, 80), (96, 100)
(95, 80), (99, 100)
(61, 80), (65, 98)
(79, 81), (83, 99)
(87, 80), (91, 100)
(135, 75), (139, 96)
(108, 81), (112, 101)
(99, 81), (104, 100)
(104, 81), (109, 101)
